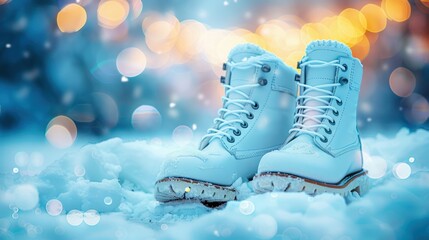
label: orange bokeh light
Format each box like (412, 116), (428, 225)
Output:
(57, 3), (87, 33)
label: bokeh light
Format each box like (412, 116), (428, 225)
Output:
(57, 3), (87, 33)
(144, 15), (180, 54)
(83, 210), (101, 226)
(402, 94), (429, 124)
(382, 0), (411, 22)
(10, 184), (39, 211)
(97, 0), (129, 29)
(45, 115), (77, 149)
(251, 214), (278, 239)
(239, 200), (255, 215)
(392, 162), (411, 179)
(74, 165), (86, 177)
(389, 67), (416, 97)
(46, 199), (63, 216)
(363, 153), (387, 179)
(66, 210), (84, 226)
(409, 157), (415, 163)
(0, 0), (10, 5)
(104, 196), (113, 205)
(360, 4), (387, 33)
(116, 47), (147, 77)
(172, 125), (193, 146)
(131, 105), (162, 131)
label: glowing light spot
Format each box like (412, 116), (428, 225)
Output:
(97, 0), (129, 29)
(12, 168), (19, 174)
(251, 214), (278, 239)
(83, 210), (100, 226)
(389, 67), (416, 97)
(224, 1), (229, 6)
(382, 0), (411, 22)
(46, 199), (63, 216)
(363, 153), (387, 179)
(66, 210), (83, 226)
(239, 200), (255, 215)
(144, 16), (180, 54)
(74, 165), (86, 177)
(172, 125), (193, 146)
(409, 157), (415, 163)
(121, 76), (129, 82)
(360, 4), (387, 33)
(130, 0), (143, 19)
(116, 47), (147, 77)
(338, 8), (367, 44)
(175, 20), (207, 58)
(161, 224), (168, 231)
(10, 184), (39, 211)
(131, 105), (162, 131)
(184, 187), (191, 193)
(351, 35), (370, 60)
(5, 43), (11, 48)
(192, 124), (197, 130)
(46, 116), (77, 149)
(104, 197), (113, 205)
(169, 102), (176, 108)
(402, 94), (429, 124)
(57, 3), (87, 33)
(393, 163), (411, 179)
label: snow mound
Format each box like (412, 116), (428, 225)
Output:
(1, 129), (429, 239)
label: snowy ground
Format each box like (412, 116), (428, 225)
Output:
(1, 128), (429, 240)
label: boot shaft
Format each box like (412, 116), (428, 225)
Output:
(200, 44), (297, 155)
(294, 40), (363, 156)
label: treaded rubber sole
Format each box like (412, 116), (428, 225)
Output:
(252, 170), (368, 197)
(155, 177), (237, 203)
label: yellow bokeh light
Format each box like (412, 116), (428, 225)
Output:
(421, 0), (429, 8)
(97, 0), (129, 29)
(360, 4), (387, 33)
(56, 3), (87, 33)
(339, 8), (367, 39)
(382, 0), (411, 22)
(145, 18), (180, 54)
(351, 35), (370, 60)
(175, 20), (207, 58)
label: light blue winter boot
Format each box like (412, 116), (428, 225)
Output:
(155, 43), (297, 203)
(253, 40), (368, 197)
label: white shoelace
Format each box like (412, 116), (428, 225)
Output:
(289, 59), (346, 141)
(202, 59), (265, 143)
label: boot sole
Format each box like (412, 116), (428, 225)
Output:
(155, 177), (237, 203)
(252, 170), (368, 197)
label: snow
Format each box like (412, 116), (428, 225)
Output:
(1, 129), (429, 239)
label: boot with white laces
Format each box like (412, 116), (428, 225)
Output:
(155, 43), (297, 203)
(253, 40), (368, 197)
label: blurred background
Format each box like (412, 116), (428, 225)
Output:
(0, 0), (428, 155)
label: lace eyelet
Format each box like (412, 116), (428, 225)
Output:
(320, 136), (328, 143)
(220, 76), (226, 84)
(329, 119), (336, 125)
(261, 64), (271, 72)
(336, 99), (343, 106)
(252, 102), (259, 110)
(233, 129), (241, 136)
(339, 77), (349, 85)
(222, 63), (227, 71)
(325, 128), (332, 134)
(333, 110), (339, 116)
(240, 121), (248, 128)
(247, 113), (254, 119)
(258, 78), (268, 86)
(342, 64), (348, 72)
(227, 136), (235, 143)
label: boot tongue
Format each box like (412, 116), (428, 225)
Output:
(293, 41), (352, 141)
(226, 43), (266, 87)
(304, 40), (352, 86)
